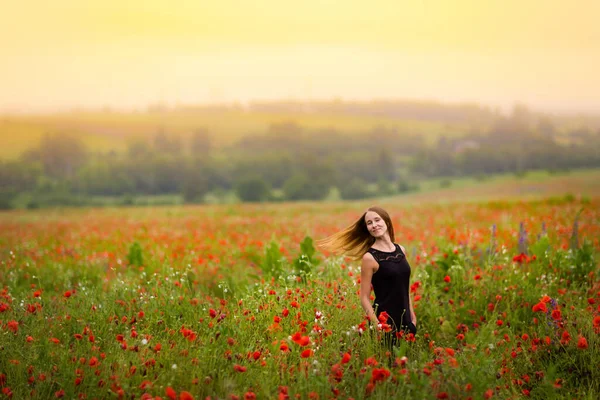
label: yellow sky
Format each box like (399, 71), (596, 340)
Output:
(1, 0), (599, 113)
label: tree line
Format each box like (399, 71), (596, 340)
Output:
(1, 110), (599, 208)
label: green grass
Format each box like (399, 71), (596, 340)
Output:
(393, 168), (600, 203)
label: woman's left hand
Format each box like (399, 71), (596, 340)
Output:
(411, 310), (417, 326)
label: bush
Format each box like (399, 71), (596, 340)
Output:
(339, 178), (370, 200)
(283, 172), (330, 201)
(234, 175), (271, 202)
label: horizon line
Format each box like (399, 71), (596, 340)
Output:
(2, 97), (599, 118)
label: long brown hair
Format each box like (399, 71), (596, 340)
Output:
(317, 206), (395, 260)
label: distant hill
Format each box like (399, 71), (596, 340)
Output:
(1, 99), (598, 160)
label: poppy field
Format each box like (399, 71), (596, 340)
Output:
(0, 197), (599, 399)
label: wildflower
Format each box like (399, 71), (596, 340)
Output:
(292, 334), (310, 346)
(577, 336), (588, 349)
(234, 364), (247, 372)
(532, 302), (547, 313)
(593, 316), (600, 332)
(365, 356), (378, 366)
(139, 380), (152, 389)
(1, 387), (12, 398)
(560, 331), (571, 345)
(7, 320), (18, 333)
(301, 349), (313, 358)
(180, 391), (194, 400)
(553, 379), (563, 388)
(341, 352), (351, 364)
(370, 367), (390, 384)
(165, 387), (177, 400)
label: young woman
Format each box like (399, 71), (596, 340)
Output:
(319, 206), (417, 344)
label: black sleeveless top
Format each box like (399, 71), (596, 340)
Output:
(367, 244), (412, 331)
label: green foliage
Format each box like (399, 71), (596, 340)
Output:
(397, 177), (419, 193)
(39, 132), (87, 179)
(260, 240), (286, 280)
(282, 172), (330, 201)
(431, 247), (461, 275)
(0, 188), (17, 209)
(234, 175), (271, 202)
(127, 241), (143, 266)
(439, 178), (452, 188)
(339, 177), (370, 200)
(530, 234), (551, 264)
(567, 239), (596, 285)
(293, 236), (320, 283)
(376, 177), (396, 196)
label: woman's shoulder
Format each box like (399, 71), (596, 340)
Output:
(362, 250), (376, 260)
(396, 243), (406, 255)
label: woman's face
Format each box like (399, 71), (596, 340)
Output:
(364, 211), (388, 238)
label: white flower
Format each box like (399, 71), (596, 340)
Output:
(171, 364), (177, 369)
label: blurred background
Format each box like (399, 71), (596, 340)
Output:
(1, 0), (599, 208)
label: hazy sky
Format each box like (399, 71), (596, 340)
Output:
(1, 0), (599, 113)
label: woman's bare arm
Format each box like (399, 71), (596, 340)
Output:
(400, 244), (417, 326)
(360, 253), (379, 324)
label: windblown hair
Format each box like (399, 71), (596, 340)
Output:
(317, 206), (395, 260)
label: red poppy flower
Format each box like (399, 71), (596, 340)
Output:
(301, 349), (313, 358)
(370, 367), (390, 383)
(234, 364), (247, 372)
(532, 302), (547, 313)
(180, 391), (194, 400)
(341, 352), (351, 364)
(577, 336), (588, 349)
(165, 387), (177, 400)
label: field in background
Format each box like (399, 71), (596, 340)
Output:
(396, 168), (600, 203)
(7, 167), (597, 209)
